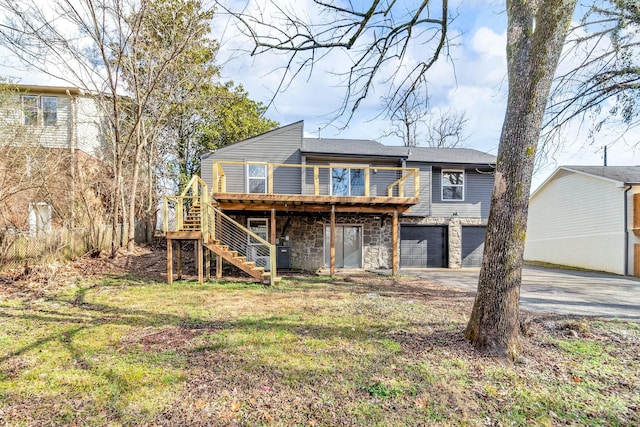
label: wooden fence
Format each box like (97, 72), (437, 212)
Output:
(0, 225), (129, 271)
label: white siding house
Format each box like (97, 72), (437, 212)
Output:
(525, 166), (640, 276)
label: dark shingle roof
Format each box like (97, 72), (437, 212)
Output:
(402, 147), (496, 164)
(564, 166), (640, 184)
(302, 138), (396, 157)
(302, 138), (496, 164)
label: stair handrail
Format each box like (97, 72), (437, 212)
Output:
(209, 206), (277, 285)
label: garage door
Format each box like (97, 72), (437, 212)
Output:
(462, 226), (486, 267)
(400, 226), (447, 268)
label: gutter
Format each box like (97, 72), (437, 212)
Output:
(624, 184), (633, 276)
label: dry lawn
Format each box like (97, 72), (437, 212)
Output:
(0, 246), (638, 426)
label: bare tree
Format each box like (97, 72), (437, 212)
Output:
(216, 1), (450, 118)
(383, 91), (468, 147)
(424, 108), (468, 148)
(0, 0), (144, 256)
(220, 0), (585, 360)
(544, 0), (640, 142)
(383, 91), (429, 147)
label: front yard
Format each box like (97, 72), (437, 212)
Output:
(1, 248), (638, 426)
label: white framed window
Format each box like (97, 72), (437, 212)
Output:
(21, 95), (58, 126)
(22, 95), (38, 125)
(247, 163), (267, 194)
(42, 96), (58, 126)
(330, 166), (366, 196)
(442, 170), (464, 201)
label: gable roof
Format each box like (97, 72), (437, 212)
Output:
(201, 121), (303, 160)
(531, 165), (640, 200)
(562, 165), (640, 185)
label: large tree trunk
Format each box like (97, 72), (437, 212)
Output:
(465, 0), (578, 360)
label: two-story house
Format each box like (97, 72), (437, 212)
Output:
(0, 84), (108, 234)
(168, 121), (493, 282)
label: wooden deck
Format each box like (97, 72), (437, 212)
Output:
(211, 192), (418, 213)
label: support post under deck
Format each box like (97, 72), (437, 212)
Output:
(167, 238), (173, 284)
(330, 205), (336, 276)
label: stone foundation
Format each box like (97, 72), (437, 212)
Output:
(226, 213), (486, 271)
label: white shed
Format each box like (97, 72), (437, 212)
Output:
(525, 166), (640, 276)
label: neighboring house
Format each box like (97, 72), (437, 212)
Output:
(198, 121), (495, 272)
(0, 84), (108, 234)
(525, 166), (640, 276)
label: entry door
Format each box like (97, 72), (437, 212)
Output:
(324, 225), (362, 268)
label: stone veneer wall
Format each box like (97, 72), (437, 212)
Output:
(285, 214), (393, 270)
(226, 213), (486, 271)
(399, 216), (487, 268)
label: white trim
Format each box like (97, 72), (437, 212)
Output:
(329, 164), (368, 196)
(441, 169), (465, 201)
(28, 202), (52, 235)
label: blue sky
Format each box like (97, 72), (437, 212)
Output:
(2, 0), (638, 189)
(213, 0), (640, 188)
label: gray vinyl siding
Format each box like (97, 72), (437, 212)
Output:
(431, 168), (493, 218)
(202, 122), (303, 192)
(403, 164), (432, 216)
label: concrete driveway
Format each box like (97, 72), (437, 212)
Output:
(405, 265), (640, 322)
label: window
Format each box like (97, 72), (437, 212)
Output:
(331, 167), (365, 196)
(247, 164), (267, 193)
(248, 218), (268, 244)
(21, 95), (58, 126)
(22, 95), (38, 125)
(442, 170), (464, 201)
(42, 96), (58, 126)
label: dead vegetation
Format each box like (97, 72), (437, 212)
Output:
(0, 247), (638, 426)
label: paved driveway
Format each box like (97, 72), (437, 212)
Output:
(405, 265), (640, 321)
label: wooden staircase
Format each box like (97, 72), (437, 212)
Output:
(183, 203), (202, 231)
(185, 203), (279, 285)
(204, 240), (279, 285)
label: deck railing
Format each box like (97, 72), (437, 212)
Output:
(163, 175), (277, 284)
(204, 204), (276, 275)
(211, 161), (420, 199)
(163, 175), (209, 233)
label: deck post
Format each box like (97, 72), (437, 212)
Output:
(330, 205), (336, 276)
(392, 211), (399, 276)
(205, 246), (211, 281)
(177, 241), (183, 280)
(216, 255), (222, 279)
(167, 238), (173, 284)
(197, 239), (203, 284)
(270, 209), (277, 244)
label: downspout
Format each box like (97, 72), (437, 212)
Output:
(624, 184), (632, 276)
